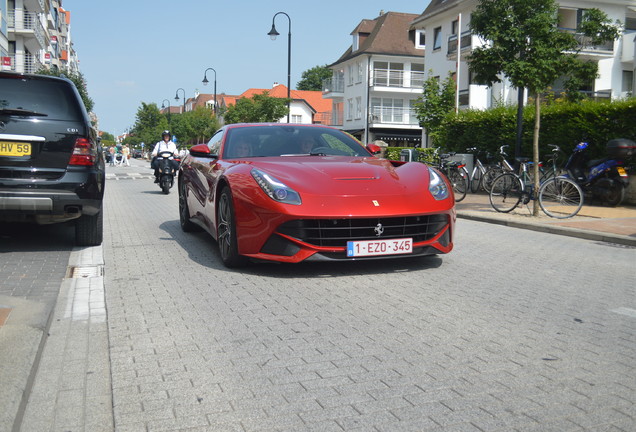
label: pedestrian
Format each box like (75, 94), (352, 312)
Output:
(108, 146), (116, 166)
(121, 144), (130, 167)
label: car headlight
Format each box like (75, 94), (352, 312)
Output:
(251, 168), (302, 205)
(428, 168), (449, 200)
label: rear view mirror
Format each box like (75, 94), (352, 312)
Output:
(189, 144), (216, 158)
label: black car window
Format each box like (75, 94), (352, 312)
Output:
(0, 77), (84, 121)
(223, 126), (370, 158)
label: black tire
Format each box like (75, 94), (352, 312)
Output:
(75, 209), (103, 246)
(160, 175), (171, 194)
(538, 177), (584, 218)
(217, 187), (248, 268)
(482, 167), (504, 192)
(470, 168), (482, 193)
(596, 178), (625, 207)
(448, 167), (468, 202)
(179, 182), (202, 232)
(489, 173), (522, 213)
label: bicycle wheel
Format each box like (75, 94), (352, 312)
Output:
(489, 173), (522, 213)
(482, 167), (505, 192)
(538, 177), (584, 219)
(448, 167), (468, 202)
(470, 167), (482, 193)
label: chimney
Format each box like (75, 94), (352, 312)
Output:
(273, 82), (279, 88)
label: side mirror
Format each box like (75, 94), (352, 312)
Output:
(366, 143), (382, 155)
(189, 144), (216, 158)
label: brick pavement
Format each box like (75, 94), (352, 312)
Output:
(4, 159), (636, 431)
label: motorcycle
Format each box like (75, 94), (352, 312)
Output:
(155, 151), (180, 194)
(564, 138), (635, 206)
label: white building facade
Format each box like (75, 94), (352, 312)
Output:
(410, 0), (636, 114)
(323, 12), (425, 146)
(4, 0), (78, 74)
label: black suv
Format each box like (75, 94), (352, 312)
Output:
(0, 72), (105, 246)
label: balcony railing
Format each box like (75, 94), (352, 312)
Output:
(372, 70), (425, 89)
(558, 28), (614, 52)
(8, 10), (47, 49)
(6, 53), (44, 74)
(447, 31), (472, 56)
(322, 77), (344, 94)
(370, 107), (419, 125)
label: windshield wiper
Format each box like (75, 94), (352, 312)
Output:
(0, 108), (49, 117)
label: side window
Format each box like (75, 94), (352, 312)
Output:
(207, 129), (224, 156)
(433, 27), (442, 51)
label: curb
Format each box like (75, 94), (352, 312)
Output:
(457, 211), (636, 247)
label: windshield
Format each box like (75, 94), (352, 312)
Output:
(0, 76), (85, 121)
(222, 125), (370, 158)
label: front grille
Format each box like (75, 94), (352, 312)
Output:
(277, 214), (448, 247)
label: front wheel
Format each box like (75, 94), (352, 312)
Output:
(489, 173), (522, 213)
(217, 187), (247, 268)
(482, 167), (505, 192)
(470, 167), (482, 193)
(448, 167), (468, 202)
(160, 175), (172, 194)
(179, 181), (202, 232)
(539, 177), (584, 218)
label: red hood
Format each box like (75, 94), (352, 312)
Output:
(241, 157), (449, 216)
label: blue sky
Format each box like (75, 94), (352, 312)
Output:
(62, 0), (427, 135)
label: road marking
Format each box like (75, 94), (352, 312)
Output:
(611, 307), (636, 318)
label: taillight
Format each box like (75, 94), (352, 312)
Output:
(69, 138), (96, 166)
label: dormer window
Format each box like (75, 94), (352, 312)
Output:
(415, 30), (426, 49)
(353, 34), (359, 51)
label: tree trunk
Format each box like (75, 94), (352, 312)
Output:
(532, 93), (541, 216)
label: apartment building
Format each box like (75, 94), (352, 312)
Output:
(410, 0), (636, 113)
(4, 0), (78, 74)
(323, 11), (425, 146)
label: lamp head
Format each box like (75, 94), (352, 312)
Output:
(202, 75), (209, 86)
(268, 24), (279, 40)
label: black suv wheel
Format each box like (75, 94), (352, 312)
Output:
(0, 72), (105, 246)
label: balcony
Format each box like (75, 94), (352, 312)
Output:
(447, 31), (473, 59)
(5, 53), (44, 74)
(8, 10), (47, 50)
(559, 28), (614, 57)
(322, 77), (344, 97)
(369, 107), (419, 126)
(372, 70), (425, 90)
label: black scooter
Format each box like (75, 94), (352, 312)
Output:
(156, 151), (180, 194)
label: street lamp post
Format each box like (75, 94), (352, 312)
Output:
(202, 68), (217, 115)
(175, 88), (186, 113)
(161, 99), (171, 126)
(268, 11), (291, 123)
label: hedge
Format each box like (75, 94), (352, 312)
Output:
(426, 98), (636, 161)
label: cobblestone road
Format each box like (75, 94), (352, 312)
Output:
(101, 173), (635, 432)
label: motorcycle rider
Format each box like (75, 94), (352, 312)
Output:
(151, 130), (179, 183)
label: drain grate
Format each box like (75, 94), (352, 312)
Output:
(67, 266), (103, 278)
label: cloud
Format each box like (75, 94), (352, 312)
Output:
(115, 80), (136, 88)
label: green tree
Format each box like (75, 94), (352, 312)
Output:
(414, 73), (456, 147)
(100, 132), (115, 141)
(36, 68), (94, 112)
(223, 92), (289, 124)
(130, 102), (169, 149)
(468, 0), (620, 215)
(297, 65), (332, 91)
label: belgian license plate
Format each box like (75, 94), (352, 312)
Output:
(0, 141), (31, 157)
(347, 238), (413, 257)
(617, 167), (627, 177)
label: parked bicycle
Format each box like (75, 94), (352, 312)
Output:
(430, 149), (469, 202)
(482, 145), (516, 192)
(466, 147), (493, 193)
(489, 145), (584, 218)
